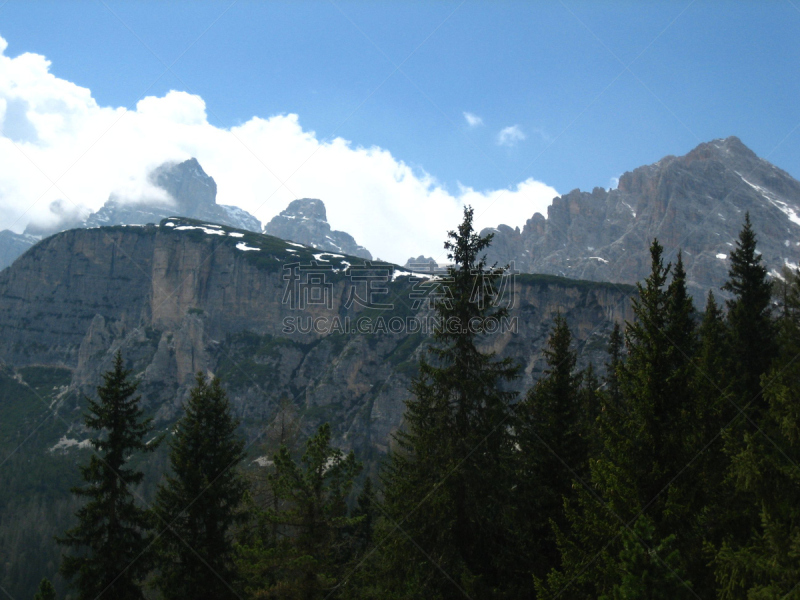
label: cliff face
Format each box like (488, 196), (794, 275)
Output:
(483, 137), (800, 299)
(0, 220), (632, 451)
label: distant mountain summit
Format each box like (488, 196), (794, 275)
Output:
(483, 136), (800, 299)
(83, 158), (261, 232)
(264, 198), (372, 260)
(0, 158), (262, 270)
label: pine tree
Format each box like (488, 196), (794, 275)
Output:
(514, 314), (588, 581)
(722, 212), (776, 410)
(711, 214), (778, 572)
(378, 206), (520, 598)
(679, 291), (736, 596)
(539, 241), (699, 598)
(599, 516), (692, 600)
(712, 266), (800, 598)
(58, 352), (156, 600)
(604, 321), (625, 409)
(237, 423), (362, 600)
(33, 578), (56, 600)
(352, 476), (376, 554)
(152, 374), (247, 600)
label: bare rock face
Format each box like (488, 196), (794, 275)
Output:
(483, 137), (800, 301)
(264, 198), (372, 260)
(0, 222), (632, 451)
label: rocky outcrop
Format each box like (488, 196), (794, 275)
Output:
(482, 137), (800, 300)
(264, 198), (372, 260)
(0, 221), (633, 452)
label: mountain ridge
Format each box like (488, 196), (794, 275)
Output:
(481, 136), (800, 299)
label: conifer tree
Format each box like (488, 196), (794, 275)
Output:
(514, 314), (587, 581)
(712, 267), (800, 598)
(152, 374), (246, 600)
(58, 352), (156, 600)
(237, 423), (362, 600)
(680, 291), (736, 595)
(378, 206), (520, 598)
(599, 516), (691, 600)
(539, 241), (699, 598)
(33, 577), (56, 600)
(604, 321), (624, 409)
(722, 212), (776, 409)
(351, 476), (376, 554)
(713, 214), (777, 563)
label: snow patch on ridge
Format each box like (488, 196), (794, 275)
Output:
(174, 225), (226, 236)
(738, 173), (800, 226)
(236, 242), (260, 252)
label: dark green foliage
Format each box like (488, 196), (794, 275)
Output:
(722, 212), (776, 408)
(711, 266), (800, 599)
(515, 314), (589, 581)
(152, 374), (247, 600)
(539, 241), (704, 597)
(709, 215), (781, 580)
(237, 423), (362, 599)
(33, 577), (56, 600)
(351, 476), (376, 553)
(599, 516), (693, 600)
(604, 321), (624, 409)
(57, 352), (156, 600)
(379, 206), (520, 598)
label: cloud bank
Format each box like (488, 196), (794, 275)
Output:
(0, 36), (558, 263)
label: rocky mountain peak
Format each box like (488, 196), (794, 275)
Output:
(150, 158), (218, 212)
(264, 198), (372, 260)
(482, 136), (800, 301)
(686, 135), (756, 162)
(282, 198), (328, 222)
(81, 157), (261, 233)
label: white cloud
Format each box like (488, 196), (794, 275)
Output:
(0, 36), (558, 263)
(463, 111), (483, 127)
(497, 125), (526, 147)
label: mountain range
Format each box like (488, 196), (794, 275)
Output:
(2, 137), (798, 303)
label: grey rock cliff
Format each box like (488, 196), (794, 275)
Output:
(483, 137), (800, 300)
(0, 221), (632, 452)
(264, 198), (372, 260)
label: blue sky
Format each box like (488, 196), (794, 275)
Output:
(1, 1), (799, 260)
